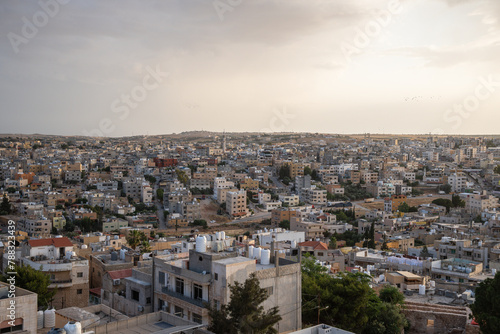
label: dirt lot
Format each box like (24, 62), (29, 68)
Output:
(359, 195), (451, 211)
(199, 199), (231, 224)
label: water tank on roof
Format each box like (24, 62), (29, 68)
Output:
(248, 245), (254, 258)
(44, 309), (55, 328)
(110, 251), (118, 261)
(419, 285), (426, 295)
(81, 244), (88, 249)
(63, 322), (82, 334)
(221, 231), (226, 240)
(65, 251), (72, 260)
(492, 269), (497, 275)
(106, 235), (110, 241)
(114, 235), (119, 240)
(196, 236), (207, 252)
(254, 247), (262, 260)
(261, 249), (270, 265)
(291, 240), (297, 248)
(120, 249), (126, 260)
(37, 311), (44, 329)
(478, 241), (483, 247)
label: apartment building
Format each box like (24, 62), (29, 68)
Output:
(271, 208), (301, 225)
(154, 247), (302, 332)
(0, 282), (38, 334)
(19, 218), (52, 238)
(463, 193), (499, 215)
(301, 188), (327, 206)
(166, 188), (193, 214)
(435, 238), (489, 267)
(279, 194), (300, 207)
(239, 177), (259, 191)
(213, 177), (235, 200)
(448, 172), (468, 192)
(21, 237), (89, 308)
(226, 190), (247, 217)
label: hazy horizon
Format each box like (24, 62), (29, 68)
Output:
(1, 0), (500, 136)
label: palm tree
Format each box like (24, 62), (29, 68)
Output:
(127, 230), (144, 250)
(139, 240), (152, 254)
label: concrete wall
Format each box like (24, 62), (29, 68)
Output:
(403, 301), (468, 334)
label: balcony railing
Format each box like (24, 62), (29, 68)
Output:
(161, 287), (205, 308)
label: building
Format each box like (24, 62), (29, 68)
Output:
(384, 194), (407, 213)
(226, 190), (247, 217)
(213, 177), (234, 201)
(21, 237), (90, 309)
(0, 282), (37, 334)
(271, 208), (301, 225)
(154, 246), (302, 332)
(279, 194), (300, 207)
(448, 172), (468, 193)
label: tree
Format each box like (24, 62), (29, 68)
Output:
(329, 237), (337, 249)
(438, 183), (452, 194)
(378, 286), (405, 305)
(432, 198), (452, 213)
(278, 220), (290, 230)
(127, 230), (147, 250)
(139, 240), (151, 254)
(206, 273), (282, 334)
(397, 202), (410, 213)
(0, 195), (12, 215)
(451, 194), (465, 208)
(1, 265), (56, 308)
(494, 165), (500, 174)
(420, 245), (432, 259)
(367, 222), (375, 249)
(470, 272), (500, 334)
(156, 188), (164, 201)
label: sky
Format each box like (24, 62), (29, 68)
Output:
(0, 0), (499, 137)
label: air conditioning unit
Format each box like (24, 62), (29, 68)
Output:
(137, 305), (144, 312)
(113, 279), (120, 285)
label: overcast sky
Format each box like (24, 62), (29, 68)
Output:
(0, 0), (499, 136)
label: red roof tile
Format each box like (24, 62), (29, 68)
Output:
(108, 269), (133, 280)
(298, 241), (328, 250)
(28, 237), (74, 248)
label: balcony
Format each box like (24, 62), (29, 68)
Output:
(49, 278), (73, 288)
(161, 287), (206, 308)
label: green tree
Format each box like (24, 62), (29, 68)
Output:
(432, 198), (452, 213)
(278, 220), (290, 230)
(378, 286), (405, 305)
(0, 195), (12, 215)
(439, 183), (452, 194)
(139, 240), (151, 254)
(278, 165), (290, 180)
(470, 272), (500, 334)
(367, 222), (375, 249)
(2, 265), (56, 308)
(206, 273), (282, 334)
(156, 188), (164, 201)
(451, 194), (465, 208)
(420, 245), (432, 259)
(494, 165), (500, 174)
(329, 237), (337, 249)
(397, 202), (410, 213)
(127, 230), (147, 250)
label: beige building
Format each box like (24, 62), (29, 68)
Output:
(21, 237), (90, 309)
(226, 190), (247, 217)
(0, 282), (37, 334)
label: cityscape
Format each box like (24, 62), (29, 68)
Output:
(1, 1), (500, 334)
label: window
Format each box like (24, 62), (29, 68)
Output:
(193, 284), (203, 300)
(263, 286), (273, 297)
(1, 323), (23, 333)
(427, 319), (434, 327)
(214, 273), (218, 281)
(175, 278), (184, 294)
(317, 252), (324, 257)
(193, 313), (202, 324)
(174, 305), (184, 318)
(77, 289), (83, 295)
(132, 290), (140, 301)
(50, 274), (55, 280)
(77, 272), (83, 278)
(159, 271), (165, 286)
(146, 297), (151, 304)
(103, 291), (109, 300)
